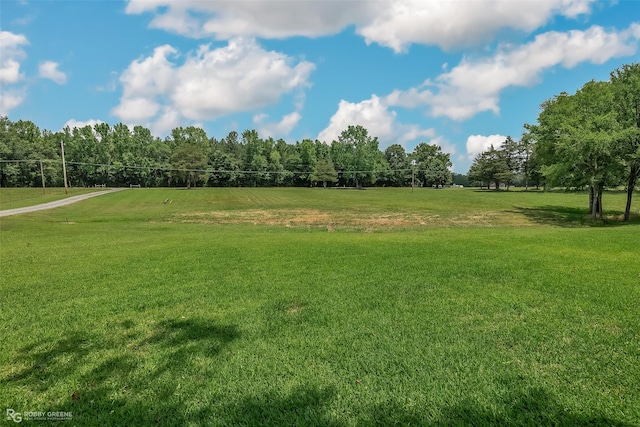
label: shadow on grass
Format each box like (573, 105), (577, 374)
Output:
(143, 318), (239, 353)
(366, 387), (635, 426)
(472, 189), (542, 193)
(198, 383), (639, 426)
(2, 323), (635, 426)
(1, 317), (239, 426)
(510, 205), (640, 227)
(214, 385), (341, 426)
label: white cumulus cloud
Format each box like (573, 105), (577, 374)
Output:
(253, 111), (302, 138)
(386, 23), (640, 120)
(356, 0), (595, 52)
(0, 31), (29, 115)
(125, 0), (595, 51)
(39, 61), (67, 84)
(63, 119), (104, 130)
(466, 134), (507, 159)
(317, 95), (435, 148)
(0, 31), (28, 84)
(119, 44), (177, 99)
(126, 0), (375, 40)
(112, 97), (161, 122)
(0, 90), (26, 116)
(111, 38), (314, 134)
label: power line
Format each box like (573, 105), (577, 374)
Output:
(0, 158), (416, 174)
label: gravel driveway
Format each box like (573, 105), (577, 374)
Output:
(0, 188), (125, 217)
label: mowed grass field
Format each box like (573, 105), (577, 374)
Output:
(1, 187), (639, 426)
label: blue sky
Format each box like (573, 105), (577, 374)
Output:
(1, 1), (639, 172)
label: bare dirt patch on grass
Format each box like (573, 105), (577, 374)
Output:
(173, 209), (437, 229)
(168, 208), (539, 230)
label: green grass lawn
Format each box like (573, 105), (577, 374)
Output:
(1, 188), (639, 426)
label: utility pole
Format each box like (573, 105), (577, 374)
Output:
(411, 160), (416, 193)
(60, 141), (68, 194)
(412, 168), (416, 193)
(39, 160), (46, 194)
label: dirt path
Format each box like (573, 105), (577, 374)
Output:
(0, 188), (125, 217)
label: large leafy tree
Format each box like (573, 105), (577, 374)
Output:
(267, 139), (287, 186)
(170, 143), (208, 188)
(129, 125), (158, 187)
(273, 139), (295, 186)
(411, 142), (452, 188)
(146, 138), (172, 187)
(384, 144), (410, 186)
(242, 129), (270, 186)
(39, 130), (63, 187)
(467, 145), (510, 190)
(0, 118), (47, 187)
(110, 123), (134, 185)
(500, 136), (520, 190)
(610, 63), (640, 221)
(335, 125), (380, 188)
(294, 139), (317, 186)
(424, 155), (452, 188)
(209, 149), (241, 187)
(65, 124), (102, 187)
(520, 125), (544, 190)
(170, 126), (210, 154)
(217, 131), (245, 161)
(92, 122), (115, 184)
(310, 157), (338, 188)
(534, 81), (621, 219)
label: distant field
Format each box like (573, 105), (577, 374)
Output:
(3, 186), (636, 227)
(1, 188), (638, 426)
(0, 187), (103, 210)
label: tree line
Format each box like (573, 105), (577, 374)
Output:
(0, 120), (453, 190)
(467, 62), (639, 221)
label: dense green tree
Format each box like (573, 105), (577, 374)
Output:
(412, 142), (452, 188)
(127, 125), (158, 187)
(170, 143), (208, 188)
(274, 138), (297, 186)
(146, 138), (172, 187)
(310, 157), (338, 188)
(216, 131), (244, 161)
(242, 129), (270, 186)
(0, 119), (47, 187)
(519, 126), (543, 190)
(249, 154), (270, 187)
(39, 130), (63, 187)
(468, 145), (511, 190)
(384, 144), (410, 186)
(170, 126), (210, 154)
(209, 149), (241, 187)
(501, 136), (520, 190)
(281, 148), (302, 186)
(424, 155), (452, 188)
(534, 81), (621, 219)
(610, 63), (640, 221)
(335, 125), (380, 188)
(267, 141), (287, 186)
(296, 139), (317, 185)
(93, 122), (114, 183)
(65, 124), (102, 187)
(115, 123), (152, 186)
